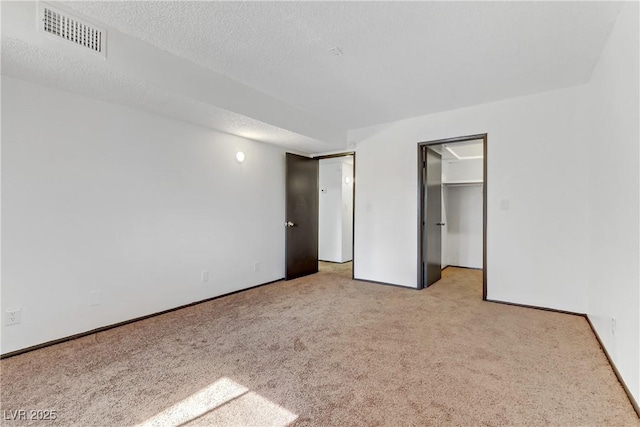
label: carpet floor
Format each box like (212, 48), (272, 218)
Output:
(1, 263), (638, 426)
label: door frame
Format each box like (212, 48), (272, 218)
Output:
(417, 134), (488, 300)
(312, 151), (356, 280)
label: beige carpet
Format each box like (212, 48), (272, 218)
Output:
(1, 264), (638, 426)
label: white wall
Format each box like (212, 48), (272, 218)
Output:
(318, 158), (353, 263)
(441, 189), (449, 270)
(319, 160), (342, 262)
(585, 2), (639, 404)
(350, 81), (591, 313)
(1, 76), (286, 354)
(341, 163), (354, 261)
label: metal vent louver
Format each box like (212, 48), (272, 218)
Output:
(41, 4), (105, 56)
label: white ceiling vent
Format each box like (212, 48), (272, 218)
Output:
(39, 3), (106, 57)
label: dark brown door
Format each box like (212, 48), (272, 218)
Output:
(423, 146), (443, 287)
(285, 153), (319, 280)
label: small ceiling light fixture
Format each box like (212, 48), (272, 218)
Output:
(345, 176), (352, 185)
(236, 151), (245, 163)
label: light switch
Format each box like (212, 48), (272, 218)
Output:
(500, 199), (510, 211)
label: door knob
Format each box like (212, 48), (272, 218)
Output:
(436, 222), (446, 226)
(285, 221), (295, 227)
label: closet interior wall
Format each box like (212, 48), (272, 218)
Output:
(442, 157), (483, 269)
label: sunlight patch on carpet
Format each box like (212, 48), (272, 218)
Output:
(135, 377), (297, 427)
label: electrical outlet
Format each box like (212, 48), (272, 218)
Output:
(254, 262), (260, 272)
(611, 318), (616, 335)
(90, 290), (101, 306)
(201, 271), (209, 283)
(5, 308), (21, 326)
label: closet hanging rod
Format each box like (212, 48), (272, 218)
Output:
(442, 180), (483, 186)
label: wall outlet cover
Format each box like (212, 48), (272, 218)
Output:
(5, 308), (21, 326)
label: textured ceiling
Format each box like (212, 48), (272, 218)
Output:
(1, 36), (331, 153)
(2, 1), (623, 153)
(65, 1), (623, 129)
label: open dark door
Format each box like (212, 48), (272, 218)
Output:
(285, 153), (319, 280)
(423, 146), (443, 287)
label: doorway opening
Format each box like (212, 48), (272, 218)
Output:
(418, 134), (487, 299)
(315, 153), (355, 279)
(284, 152), (355, 281)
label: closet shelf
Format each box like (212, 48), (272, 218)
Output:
(442, 180), (483, 186)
